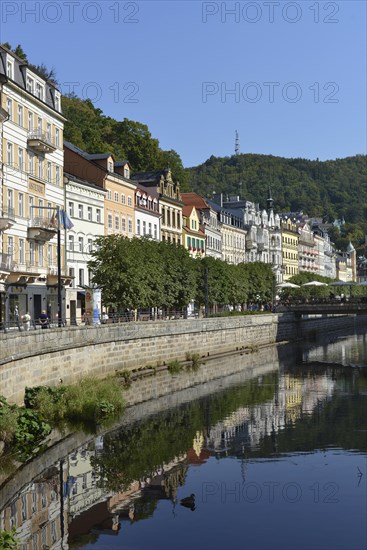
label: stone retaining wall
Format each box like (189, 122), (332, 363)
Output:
(1, 313), (365, 405)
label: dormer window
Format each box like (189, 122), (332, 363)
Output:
(54, 93), (60, 112)
(124, 166), (130, 179)
(6, 60), (13, 79)
(26, 76), (34, 93)
(35, 82), (44, 100)
(108, 160), (114, 172)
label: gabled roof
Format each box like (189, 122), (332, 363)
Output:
(181, 192), (210, 209)
(131, 170), (169, 183)
(182, 205), (195, 217)
(88, 153), (115, 161)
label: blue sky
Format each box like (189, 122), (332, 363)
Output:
(1, 0), (366, 167)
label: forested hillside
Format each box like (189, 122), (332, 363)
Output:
(186, 154), (367, 253)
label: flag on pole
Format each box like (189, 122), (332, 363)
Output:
(49, 210), (58, 227)
(59, 209), (74, 229)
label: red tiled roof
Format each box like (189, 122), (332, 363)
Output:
(181, 192), (210, 209)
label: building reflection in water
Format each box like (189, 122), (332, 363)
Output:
(0, 367), (347, 549)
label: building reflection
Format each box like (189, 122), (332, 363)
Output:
(0, 369), (339, 548)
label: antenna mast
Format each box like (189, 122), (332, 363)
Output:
(235, 130), (240, 156)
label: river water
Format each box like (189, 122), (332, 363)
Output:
(1, 327), (366, 550)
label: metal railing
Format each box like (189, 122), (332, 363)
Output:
(0, 252), (14, 271)
(28, 216), (57, 231)
(27, 130), (56, 148)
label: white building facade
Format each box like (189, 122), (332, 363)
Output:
(64, 173), (105, 324)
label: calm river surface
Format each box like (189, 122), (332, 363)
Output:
(1, 328), (366, 550)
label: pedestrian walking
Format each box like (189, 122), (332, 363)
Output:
(22, 312), (31, 331)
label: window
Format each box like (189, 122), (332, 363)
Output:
(28, 196), (34, 217)
(7, 189), (13, 212)
(78, 204), (83, 219)
(35, 82), (44, 100)
(6, 98), (12, 121)
(137, 219), (141, 235)
(124, 166), (130, 179)
(48, 244), (52, 265)
(37, 116), (42, 131)
(154, 224), (157, 240)
(79, 269), (84, 286)
(121, 216), (126, 232)
(38, 243), (44, 266)
(28, 111), (33, 130)
(38, 156), (43, 179)
(121, 193), (126, 204)
(46, 122), (51, 141)
(108, 213), (112, 229)
(7, 236), (14, 257)
(148, 222), (152, 235)
(19, 239), (25, 264)
(29, 241), (35, 265)
(108, 160), (114, 172)
(6, 60), (13, 79)
(18, 193), (24, 217)
(26, 76), (34, 93)
(88, 239), (93, 253)
(127, 196), (132, 207)
(87, 206), (92, 221)
(128, 218), (132, 234)
(6, 142), (13, 165)
(55, 165), (60, 186)
(55, 127), (60, 147)
(47, 161), (52, 181)
(68, 202), (74, 217)
(78, 237), (84, 253)
(28, 151), (34, 174)
(96, 208), (101, 223)
(114, 192), (119, 202)
(69, 267), (75, 287)
(38, 199), (43, 217)
(115, 215), (119, 230)
(162, 207), (165, 225)
(18, 147), (24, 171)
(55, 94), (60, 111)
(17, 105), (23, 126)
(68, 235), (74, 252)
(167, 209), (171, 226)
(107, 189), (112, 200)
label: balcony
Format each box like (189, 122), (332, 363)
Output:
(0, 106), (9, 123)
(6, 262), (40, 284)
(0, 208), (16, 231)
(28, 216), (57, 241)
(0, 253), (14, 282)
(245, 238), (257, 250)
(27, 130), (56, 153)
(46, 267), (74, 287)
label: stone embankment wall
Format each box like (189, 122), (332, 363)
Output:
(0, 313), (365, 405)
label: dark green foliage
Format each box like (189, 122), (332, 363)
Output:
(62, 96), (188, 185)
(14, 409), (51, 445)
(0, 527), (19, 549)
(32, 378), (125, 423)
(187, 154), (367, 252)
(24, 385), (66, 409)
(167, 360), (183, 373)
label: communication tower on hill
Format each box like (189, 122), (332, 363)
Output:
(235, 130), (240, 156)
